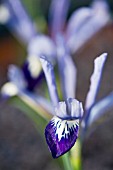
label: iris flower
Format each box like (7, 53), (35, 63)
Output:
(0, 0), (110, 53)
(0, 0), (57, 57)
(1, 0), (113, 159)
(40, 41), (113, 158)
(0, 0), (110, 97)
(0, 0), (36, 44)
(49, 0), (110, 53)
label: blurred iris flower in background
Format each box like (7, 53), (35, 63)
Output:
(1, 0), (113, 169)
(0, 0), (111, 99)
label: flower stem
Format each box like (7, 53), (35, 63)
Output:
(62, 152), (73, 170)
(70, 139), (82, 170)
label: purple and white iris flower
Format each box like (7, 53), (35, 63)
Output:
(1, 61), (41, 98)
(0, 0), (57, 59)
(1, 59), (53, 119)
(1, 0), (113, 159)
(0, 0), (110, 96)
(40, 52), (83, 158)
(40, 50), (113, 158)
(0, 0), (57, 90)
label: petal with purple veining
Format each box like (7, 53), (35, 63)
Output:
(45, 116), (79, 158)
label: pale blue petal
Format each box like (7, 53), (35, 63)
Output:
(91, 0), (109, 14)
(23, 91), (54, 116)
(67, 2), (110, 54)
(40, 56), (59, 106)
(1, 0), (36, 44)
(68, 98), (83, 118)
(54, 98), (83, 119)
(66, 7), (93, 42)
(8, 65), (27, 90)
(85, 53), (107, 110)
(55, 101), (68, 118)
(87, 92), (113, 126)
(56, 36), (77, 99)
(28, 35), (56, 64)
(49, 0), (70, 38)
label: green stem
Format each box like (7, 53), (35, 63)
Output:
(62, 152), (73, 170)
(70, 139), (82, 170)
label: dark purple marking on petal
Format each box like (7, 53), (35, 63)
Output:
(22, 61), (44, 91)
(45, 116), (79, 158)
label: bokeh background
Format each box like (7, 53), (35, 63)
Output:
(0, 0), (113, 169)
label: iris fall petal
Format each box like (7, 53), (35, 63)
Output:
(45, 116), (79, 158)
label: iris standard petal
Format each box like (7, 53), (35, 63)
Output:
(85, 53), (107, 110)
(45, 116), (79, 158)
(28, 35), (56, 64)
(0, 0), (36, 44)
(66, 7), (93, 42)
(40, 56), (59, 106)
(92, 0), (109, 15)
(68, 98), (84, 118)
(49, 0), (70, 38)
(55, 101), (68, 118)
(67, 1), (110, 54)
(54, 98), (83, 119)
(56, 36), (77, 99)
